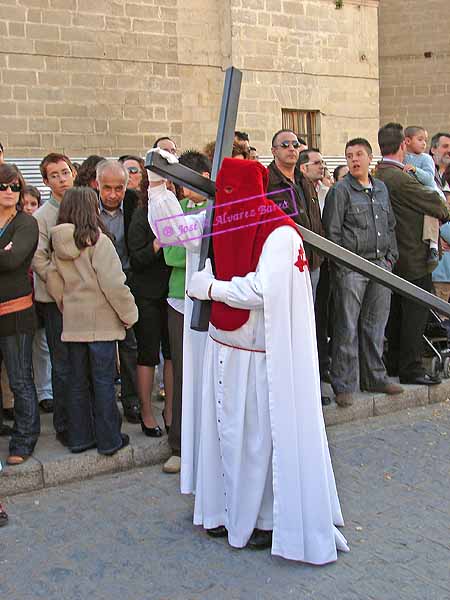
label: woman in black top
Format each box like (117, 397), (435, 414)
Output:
(0, 163), (39, 464)
(128, 202), (173, 437)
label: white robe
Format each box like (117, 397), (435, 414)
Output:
(147, 184), (207, 494)
(194, 226), (349, 564)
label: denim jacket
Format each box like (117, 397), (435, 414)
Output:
(322, 173), (398, 265)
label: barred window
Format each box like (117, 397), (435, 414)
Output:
(281, 109), (321, 150)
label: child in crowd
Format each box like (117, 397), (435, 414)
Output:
(404, 126), (446, 264)
(47, 187), (138, 455)
(20, 186), (54, 414)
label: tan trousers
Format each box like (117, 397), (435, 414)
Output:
(423, 215), (439, 244)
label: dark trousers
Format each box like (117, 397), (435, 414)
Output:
(67, 341), (122, 454)
(315, 260), (332, 377)
(331, 263), (392, 393)
(167, 305), (184, 456)
(118, 327), (139, 411)
(37, 302), (68, 434)
(386, 273), (432, 381)
(0, 333), (40, 456)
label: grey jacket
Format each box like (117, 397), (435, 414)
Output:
(322, 173), (398, 266)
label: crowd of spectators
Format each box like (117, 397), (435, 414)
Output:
(1, 124), (450, 525)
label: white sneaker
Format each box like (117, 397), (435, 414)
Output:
(163, 455), (181, 474)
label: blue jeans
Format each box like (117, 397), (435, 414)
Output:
(330, 261), (392, 393)
(37, 302), (68, 434)
(0, 333), (40, 456)
(67, 341), (123, 454)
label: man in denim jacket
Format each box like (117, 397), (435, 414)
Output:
(322, 138), (403, 407)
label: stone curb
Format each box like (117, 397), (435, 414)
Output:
(2, 380), (450, 498)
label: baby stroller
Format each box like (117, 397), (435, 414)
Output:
(422, 309), (450, 379)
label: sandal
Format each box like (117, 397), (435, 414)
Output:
(6, 455), (29, 466)
(0, 503), (8, 527)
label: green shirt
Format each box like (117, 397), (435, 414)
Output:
(163, 198), (206, 299)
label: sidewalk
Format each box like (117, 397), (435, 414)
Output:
(2, 380), (450, 498)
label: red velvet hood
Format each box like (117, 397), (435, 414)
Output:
(210, 158), (300, 331)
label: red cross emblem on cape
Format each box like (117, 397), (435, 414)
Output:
(295, 245), (309, 272)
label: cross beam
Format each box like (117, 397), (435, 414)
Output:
(145, 152), (450, 325)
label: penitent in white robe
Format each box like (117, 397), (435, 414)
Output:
(147, 183), (207, 494)
(193, 225), (349, 564)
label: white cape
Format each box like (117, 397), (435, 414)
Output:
(193, 226), (348, 563)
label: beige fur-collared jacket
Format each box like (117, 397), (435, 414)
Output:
(47, 223), (138, 342)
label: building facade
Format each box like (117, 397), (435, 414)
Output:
(0, 0), (380, 158)
(379, 0), (450, 136)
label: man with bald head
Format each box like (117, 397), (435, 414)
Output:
(97, 160), (140, 423)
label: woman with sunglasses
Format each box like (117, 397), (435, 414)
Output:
(0, 164), (40, 465)
(119, 155), (148, 195)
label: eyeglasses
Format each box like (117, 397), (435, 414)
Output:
(274, 140), (301, 149)
(0, 183), (21, 192)
(127, 166), (140, 174)
(305, 160), (325, 167)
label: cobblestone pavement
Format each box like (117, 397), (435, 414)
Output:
(1, 403), (449, 600)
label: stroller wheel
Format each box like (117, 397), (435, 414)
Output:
(443, 357), (450, 379)
(430, 356), (441, 379)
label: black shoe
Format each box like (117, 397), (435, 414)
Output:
(55, 431), (69, 447)
(0, 424), (12, 437)
(140, 417), (163, 438)
(70, 442), (96, 454)
(321, 395), (331, 406)
(427, 248), (439, 266)
(206, 525), (228, 538)
(162, 410), (170, 434)
(0, 503), (8, 527)
(400, 374), (441, 386)
(321, 370), (332, 384)
(246, 529), (273, 550)
(2, 408), (14, 421)
(123, 406), (141, 424)
(39, 399), (54, 413)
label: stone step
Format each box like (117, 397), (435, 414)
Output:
(1, 381), (450, 498)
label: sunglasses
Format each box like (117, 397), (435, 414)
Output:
(274, 140), (301, 149)
(127, 166), (140, 174)
(0, 183), (21, 192)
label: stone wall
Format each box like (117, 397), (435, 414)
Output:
(379, 0), (450, 136)
(0, 0), (380, 158)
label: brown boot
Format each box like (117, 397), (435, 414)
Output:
(368, 383), (404, 395)
(335, 392), (354, 407)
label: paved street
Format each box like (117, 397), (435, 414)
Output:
(1, 403), (449, 600)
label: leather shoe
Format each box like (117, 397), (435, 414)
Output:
(0, 503), (8, 527)
(246, 529), (272, 550)
(400, 374), (441, 386)
(162, 455), (181, 474)
(206, 525), (228, 538)
(335, 392), (354, 407)
(366, 383), (404, 395)
(2, 408), (14, 421)
(39, 399), (54, 413)
(123, 406), (141, 424)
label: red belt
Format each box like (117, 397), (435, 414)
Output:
(209, 335), (266, 354)
(0, 293), (33, 317)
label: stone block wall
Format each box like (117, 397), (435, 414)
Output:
(379, 0), (450, 137)
(0, 0), (380, 158)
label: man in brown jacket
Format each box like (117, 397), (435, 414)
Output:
(376, 123), (450, 385)
(267, 129), (324, 300)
